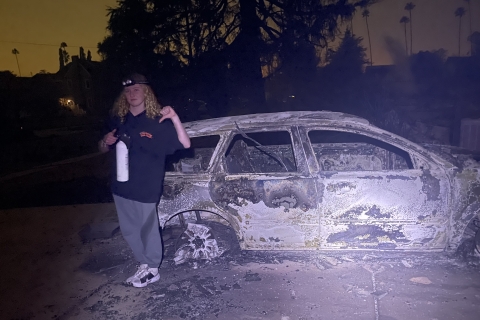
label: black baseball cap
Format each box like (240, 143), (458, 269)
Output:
(122, 73), (149, 87)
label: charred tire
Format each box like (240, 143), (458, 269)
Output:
(457, 217), (480, 259)
(171, 212), (240, 265)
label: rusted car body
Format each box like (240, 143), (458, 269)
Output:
(158, 111), (480, 253)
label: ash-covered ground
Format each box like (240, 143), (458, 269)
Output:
(1, 203), (480, 320)
(1, 152), (480, 320)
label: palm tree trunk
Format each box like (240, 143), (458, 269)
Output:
(468, 2), (472, 55)
(409, 11), (413, 55)
(459, 17), (462, 56)
(404, 24), (408, 56)
(14, 54), (21, 76)
(365, 17), (373, 65)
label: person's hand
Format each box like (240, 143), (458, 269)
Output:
(103, 129), (118, 146)
(159, 106), (179, 123)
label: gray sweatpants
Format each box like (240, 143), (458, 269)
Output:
(113, 195), (163, 268)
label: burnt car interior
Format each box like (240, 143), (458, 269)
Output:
(225, 131), (297, 174)
(165, 135), (220, 173)
(308, 130), (414, 171)
(165, 129), (414, 174)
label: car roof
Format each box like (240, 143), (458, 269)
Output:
(183, 111), (370, 135)
(182, 110), (457, 169)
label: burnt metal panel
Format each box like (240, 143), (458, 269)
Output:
(158, 178), (241, 233)
(318, 170), (449, 250)
(210, 175), (319, 250)
(448, 169), (480, 250)
(323, 222), (446, 250)
(296, 126), (319, 174)
(290, 126), (310, 175)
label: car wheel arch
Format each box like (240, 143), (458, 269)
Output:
(160, 208), (244, 243)
(448, 202), (480, 252)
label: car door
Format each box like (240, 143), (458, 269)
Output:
(209, 126), (320, 250)
(160, 134), (223, 226)
(306, 128), (450, 250)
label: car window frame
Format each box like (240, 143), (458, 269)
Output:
(164, 132), (227, 176)
(303, 126), (425, 173)
(219, 126), (307, 177)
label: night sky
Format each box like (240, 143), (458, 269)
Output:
(0, 0), (478, 76)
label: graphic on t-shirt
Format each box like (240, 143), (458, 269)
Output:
(140, 131), (153, 138)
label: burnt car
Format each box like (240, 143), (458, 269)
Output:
(159, 111), (480, 260)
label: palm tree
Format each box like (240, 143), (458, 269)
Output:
(400, 16), (410, 56)
(362, 9), (373, 65)
(464, 0), (472, 55)
(11, 48), (21, 76)
(455, 7), (466, 56)
(404, 2), (415, 55)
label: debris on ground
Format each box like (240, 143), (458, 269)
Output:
(402, 260), (413, 268)
(371, 291), (388, 300)
(362, 254), (378, 260)
(409, 277), (432, 285)
(317, 254), (340, 266)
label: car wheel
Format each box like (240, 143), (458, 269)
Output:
(170, 212), (240, 266)
(457, 217), (480, 259)
(173, 222), (223, 265)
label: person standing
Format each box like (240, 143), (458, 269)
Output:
(99, 73), (190, 288)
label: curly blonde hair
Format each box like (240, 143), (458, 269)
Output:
(111, 85), (162, 122)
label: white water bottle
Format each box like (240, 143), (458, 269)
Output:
(116, 132), (130, 182)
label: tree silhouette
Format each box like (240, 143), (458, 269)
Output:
(469, 32), (480, 56)
(400, 16), (410, 56)
(98, 0), (378, 111)
(410, 50), (446, 86)
(59, 42), (70, 69)
(99, 0), (378, 69)
(455, 7), (466, 56)
(59, 48), (64, 69)
(348, 14), (354, 34)
(322, 30), (367, 113)
(362, 9), (373, 66)
(346, 1), (357, 35)
(11, 48), (21, 76)
(404, 2), (415, 55)
(464, 0), (472, 55)
(326, 30), (367, 76)
(79, 47), (86, 60)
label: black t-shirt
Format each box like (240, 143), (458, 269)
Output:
(106, 111), (184, 203)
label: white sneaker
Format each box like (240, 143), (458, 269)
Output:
(125, 264), (148, 284)
(132, 267), (160, 288)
